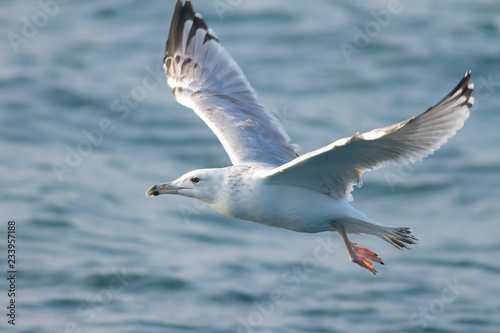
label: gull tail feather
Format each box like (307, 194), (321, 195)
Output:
(380, 227), (418, 251)
(338, 214), (418, 251)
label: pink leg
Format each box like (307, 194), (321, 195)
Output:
(337, 224), (384, 275)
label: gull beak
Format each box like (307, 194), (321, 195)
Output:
(146, 182), (188, 196)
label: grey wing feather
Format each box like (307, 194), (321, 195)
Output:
(165, 0), (298, 166)
(265, 72), (474, 200)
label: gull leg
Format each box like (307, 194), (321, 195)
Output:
(337, 224), (384, 275)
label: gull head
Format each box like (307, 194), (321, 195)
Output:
(146, 168), (224, 204)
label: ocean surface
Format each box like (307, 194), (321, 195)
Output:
(1, 0), (500, 332)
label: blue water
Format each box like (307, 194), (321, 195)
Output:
(1, 1), (500, 332)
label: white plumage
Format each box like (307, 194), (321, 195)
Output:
(147, 0), (474, 274)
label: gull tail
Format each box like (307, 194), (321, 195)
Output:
(338, 210), (418, 251)
(379, 226), (418, 250)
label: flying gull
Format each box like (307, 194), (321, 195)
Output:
(147, 0), (474, 274)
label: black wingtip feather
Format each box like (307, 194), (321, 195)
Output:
(420, 71), (474, 115)
(441, 71), (472, 104)
(165, 0), (219, 63)
(166, 0), (184, 58)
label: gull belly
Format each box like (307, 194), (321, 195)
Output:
(211, 170), (353, 233)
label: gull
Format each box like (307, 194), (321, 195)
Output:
(146, 0), (474, 274)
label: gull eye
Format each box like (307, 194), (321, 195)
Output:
(191, 177), (200, 183)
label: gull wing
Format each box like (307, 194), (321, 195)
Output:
(164, 0), (298, 166)
(264, 72), (474, 200)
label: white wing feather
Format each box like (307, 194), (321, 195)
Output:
(165, 1), (298, 166)
(265, 72), (474, 200)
